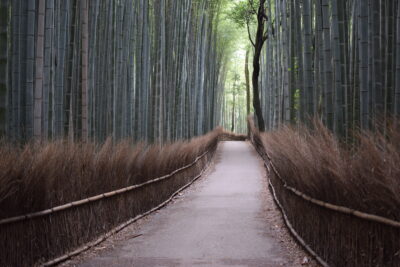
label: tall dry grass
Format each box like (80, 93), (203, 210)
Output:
(1, 129), (222, 266)
(260, 121), (400, 221)
(248, 118), (400, 266)
(0, 128), (221, 220)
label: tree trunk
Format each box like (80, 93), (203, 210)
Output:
(395, 0), (400, 119)
(0, 0), (8, 137)
(26, 0), (35, 139)
(331, 0), (345, 137)
(321, 0), (333, 130)
(281, 0), (290, 123)
(81, 0), (88, 141)
(302, 0), (313, 121)
(34, 0), (45, 140)
(245, 48), (251, 113)
(359, 0), (369, 130)
(252, 0), (267, 132)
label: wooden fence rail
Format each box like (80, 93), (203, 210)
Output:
(0, 151), (209, 226)
(43, 155), (213, 266)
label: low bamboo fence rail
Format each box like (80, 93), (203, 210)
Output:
(1, 146), (216, 267)
(249, 124), (400, 267)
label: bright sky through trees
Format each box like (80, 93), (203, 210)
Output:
(220, 0), (252, 133)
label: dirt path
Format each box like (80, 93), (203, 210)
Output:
(67, 141), (316, 267)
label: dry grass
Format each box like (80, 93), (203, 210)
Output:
(0, 129), (221, 266)
(0, 128), (221, 219)
(259, 121), (400, 221)
(249, 119), (400, 266)
(219, 131), (247, 141)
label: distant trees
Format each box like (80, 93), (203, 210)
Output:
(222, 71), (248, 134)
(2, 0), (227, 143)
(230, 0), (269, 131)
(260, 0), (400, 138)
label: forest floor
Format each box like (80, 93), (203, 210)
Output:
(62, 141), (317, 267)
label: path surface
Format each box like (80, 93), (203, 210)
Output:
(73, 142), (313, 267)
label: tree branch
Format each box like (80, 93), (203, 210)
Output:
(262, 33), (268, 43)
(258, 0), (268, 21)
(246, 19), (255, 47)
(248, 0), (258, 15)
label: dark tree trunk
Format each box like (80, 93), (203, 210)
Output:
(252, 0), (267, 132)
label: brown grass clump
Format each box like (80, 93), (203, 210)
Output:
(260, 121), (400, 221)
(219, 130), (247, 141)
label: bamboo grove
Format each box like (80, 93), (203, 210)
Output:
(0, 0), (228, 143)
(259, 0), (400, 138)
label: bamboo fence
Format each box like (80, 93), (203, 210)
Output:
(1, 145), (217, 267)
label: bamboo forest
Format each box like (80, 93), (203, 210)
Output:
(1, 1), (400, 266)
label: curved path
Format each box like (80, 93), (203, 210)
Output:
(74, 141), (313, 267)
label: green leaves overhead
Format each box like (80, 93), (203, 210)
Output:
(228, 1), (257, 28)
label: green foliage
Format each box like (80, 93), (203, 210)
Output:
(227, 0), (258, 28)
